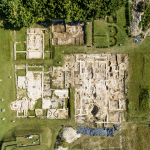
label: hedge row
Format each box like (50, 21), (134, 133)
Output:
(92, 20), (94, 45)
(85, 23), (88, 45)
(125, 1), (133, 27)
(96, 46), (109, 48)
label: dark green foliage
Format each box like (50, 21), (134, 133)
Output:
(59, 138), (69, 148)
(142, 4), (150, 29)
(0, 0), (126, 28)
(138, 1), (144, 12)
(139, 22), (142, 29)
(44, 52), (50, 59)
(92, 20), (94, 45)
(139, 86), (150, 110)
(125, 0), (133, 27)
(108, 25), (118, 47)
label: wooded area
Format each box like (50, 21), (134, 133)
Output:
(0, 0), (126, 28)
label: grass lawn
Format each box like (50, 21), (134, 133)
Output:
(115, 6), (128, 45)
(44, 33), (50, 51)
(127, 37), (150, 121)
(28, 67), (43, 71)
(94, 36), (109, 48)
(107, 16), (114, 23)
(15, 27), (27, 42)
(35, 98), (42, 109)
(0, 26), (17, 146)
(108, 26), (117, 37)
(16, 43), (26, 51)
(16, 69), (26, 76)
(16, 53), (26, 60)
(86, 22), (92, 46)
(44, 66), (50, 72)
(44, 52), (50, 59)
(28, 110), (35, 116)
(43, 110), (47, 116)
(18, 112), (24, 116)
(94, 20), (108, 35)
(52, 46), (64, 66)
(109, 37), (117, 46)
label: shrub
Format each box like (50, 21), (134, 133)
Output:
(59, 138), (69, 148)
(92, 20), (94, 45)
(141, 33), (145, 38)
(127, 28), (130, 35)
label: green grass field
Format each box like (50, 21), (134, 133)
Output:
(94, 36), (109, 47)
(15, 28), (27, 42)
(94, 20), (108, 35)
(44, 52), (50, 59)
(16, 53), (26, 60)
(16, 69), (26, 76)
(127, 42), (150, 121)
(16, 43), (26, 51)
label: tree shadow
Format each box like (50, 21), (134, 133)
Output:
(0, 20), (22, 31)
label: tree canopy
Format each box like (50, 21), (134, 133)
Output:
(0, 0), (126, 28)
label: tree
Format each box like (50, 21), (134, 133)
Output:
(0, 0), (126, 28)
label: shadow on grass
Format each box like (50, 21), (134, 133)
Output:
(0, 18), (52, 31)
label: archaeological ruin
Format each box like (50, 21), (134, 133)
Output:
(49, 54), (128, 124)
(52, 20), (85, 45)
(11, 54), (128, 124)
